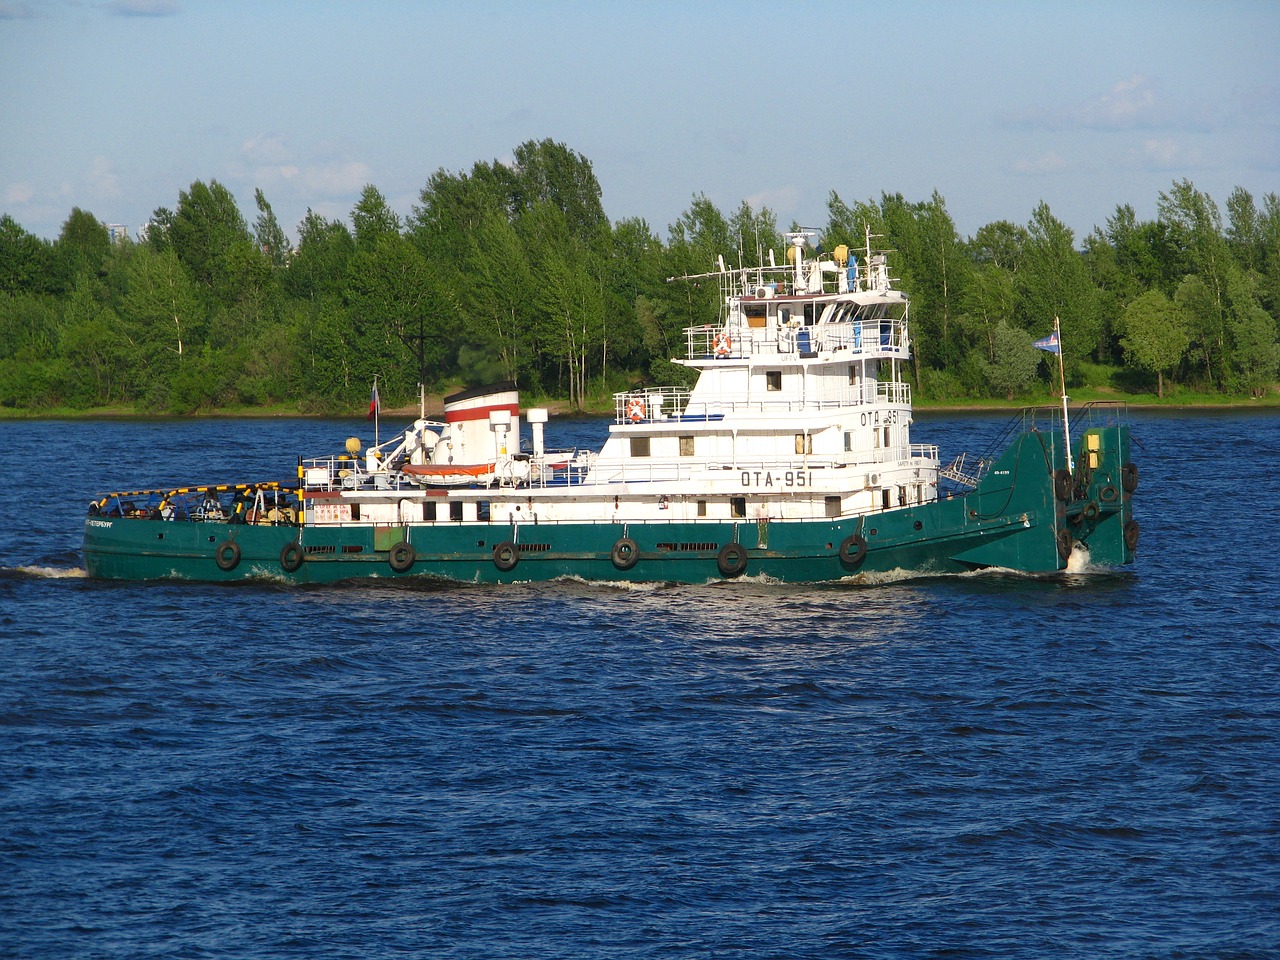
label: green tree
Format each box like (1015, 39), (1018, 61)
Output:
(169, 180), (252, 288)
(1016, 202), (1105, 372)
(1118, 290), (1191, 397)
(982, 321), (1039, 400)
(351, 184), (402, 248)
(52, 208), (110, 293)
(253, 188), (292, 267)
(118, 245), (203, 402)
(510, 138), (608, 244)
(59, 275), (129, 406)
(344, 233), (445, 400)
(1225, 270), (1280, 397)
(0, 215), (54, 294)
(458, 210), (533, 386)
(286, 210), (355, 301)
(1158, 179), (1231, 385)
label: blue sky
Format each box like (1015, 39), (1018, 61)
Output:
(3, 0), (1278, 246)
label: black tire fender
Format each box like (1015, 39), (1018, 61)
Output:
(1054, 468), (1073, 502)
(214, 540), (241, 571)
(388, 541), (415, 573)
(838, 533), (867, 567)
(610, 537), (639, 570)
(1056, 527), (1073, 561)
(280, 541), (304, 573)
(716, 542), (748, 578)
(1121, 462), (1139, 493)
(1124, 519), (1140, 552)
(493, 541), (519, 572)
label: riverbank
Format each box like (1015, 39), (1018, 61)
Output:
(2, 386), (1278, 420)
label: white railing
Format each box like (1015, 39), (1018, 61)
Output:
(684, 320), (909, 361)
(613, 381), (913, 424)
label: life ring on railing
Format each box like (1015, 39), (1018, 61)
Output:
(626, 397), (646, 423)
(714, 333), (733, 358)
(214, 540), (241, 572)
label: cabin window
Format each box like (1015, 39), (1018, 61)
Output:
(881, 489), (892, 511)
(730, 496), (746, 519)
(766, 370), (782, 391)
(844, 432), (853, 452)
(630, 436), (651, 458)
(795, 434), (812, 455)
(697, 500), (707, 517)
(825, 496), (842, 518)
(849, 366), (858, 385)
(873, 429), (880, 449)
(883, 425), (891, 447)
(679, 435), (695, 457)
(350, 504), (361, 521)
(744, 303), (767, 328)
(478, 500), (491, 521)
(425, 501), (437, 522)
(449, 501), (463, 522)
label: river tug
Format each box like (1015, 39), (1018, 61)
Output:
(83, 232), (1138, 584)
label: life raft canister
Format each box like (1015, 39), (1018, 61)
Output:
(714, 333), (732, 358)
(626, 397), (646, 422)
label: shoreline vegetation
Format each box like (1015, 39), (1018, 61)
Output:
(3, 383), (1278, 422)
(4, 139), (1278, 419)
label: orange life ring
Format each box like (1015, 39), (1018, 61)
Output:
(626, 397), (646, 422)
(714, 333), (732, 357)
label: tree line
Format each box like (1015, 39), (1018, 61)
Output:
(2, 137), (1277, 414)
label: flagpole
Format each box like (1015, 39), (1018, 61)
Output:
(1055, 316), (1073, 473)
(373, 375), (380, 448)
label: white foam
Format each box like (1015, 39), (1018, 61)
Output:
(13, 565), (88, 579)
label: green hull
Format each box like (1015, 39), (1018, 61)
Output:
(83, 423), (1137, 585)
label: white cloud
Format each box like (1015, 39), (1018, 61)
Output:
(1077, 75), (1157, 127)
(1013, 152), (1068, 175)
(0, 1), (39, 19)
(1140, 137), (1204, 170)
(1010, 75), (1163, 131)
(88, 156), (122, 198)
(233, 136), (371, 198)
(106, 0), (179, 17)
(744, 185), (800, 218)
(3, 182), (36, 205)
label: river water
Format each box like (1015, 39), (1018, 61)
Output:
(1, 410), (1277, 958)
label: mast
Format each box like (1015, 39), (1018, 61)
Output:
(1055, 316), (1073, 473)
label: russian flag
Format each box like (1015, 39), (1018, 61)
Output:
(367, 380), (379, 419)
(1033, 331), (1060, 354)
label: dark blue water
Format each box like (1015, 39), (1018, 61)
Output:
(2, 411), (1277, 959)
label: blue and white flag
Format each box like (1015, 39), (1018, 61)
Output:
(1033, 331), (1060, 354)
